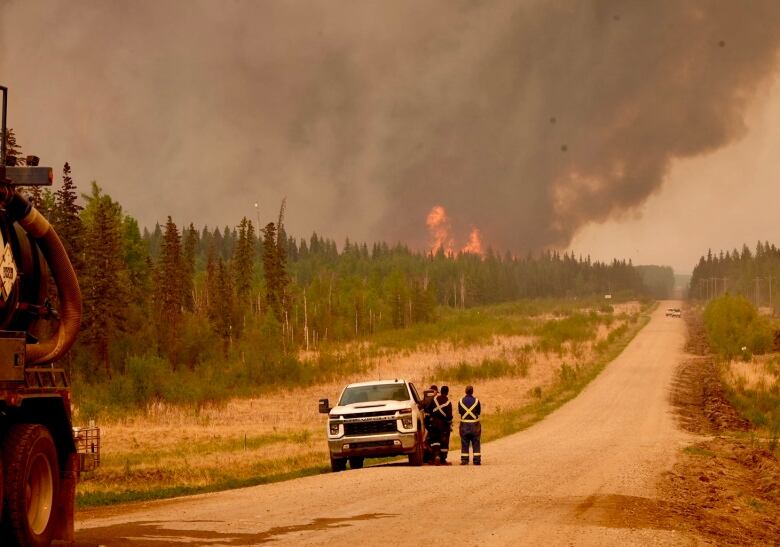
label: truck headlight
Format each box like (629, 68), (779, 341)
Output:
(401, 416), (413, 429)
(329, 422), (340, 435)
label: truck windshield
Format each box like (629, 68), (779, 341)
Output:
(339, 384), (409, 405)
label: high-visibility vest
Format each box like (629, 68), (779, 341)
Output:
(432, 398), (451, 418)
(459, 397), (480, 422)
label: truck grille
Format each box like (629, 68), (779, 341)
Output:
(344, 420), (397, 436)
(344, 410), (395, 419)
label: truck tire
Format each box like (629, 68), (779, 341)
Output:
(2, 424), (60, 547)
(330, 456), (347, 472)
(348, 457), (364, 470)
(408, 426), (424, 466)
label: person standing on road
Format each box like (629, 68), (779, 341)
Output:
(425, 385), (453, 465)
(420, 385), (438, 464)
(458, 385), (481, 465)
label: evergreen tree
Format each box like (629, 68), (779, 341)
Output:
(213, 258), (235, 356)
(261, 222), (289, 321)
(147, 222), (163, 259)
(52, 162), (84, 270)
(80, 182), (128, 378)
(27, 186), (42, 208)
(232, 217), (255, 305)
(122, 216), (151, 303)
(205, 242), (219, 320)
(182, 223), (197, 312)
(154, 216), (184, 368)
(2, 127), (24, 164)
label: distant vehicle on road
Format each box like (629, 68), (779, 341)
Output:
(665, 308), (681, 317)
(319, 379), (425, 471)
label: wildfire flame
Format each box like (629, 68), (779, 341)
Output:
(461, 227), (484, 256)
(426, 205), (455, 256)
(425, 205), (485, 257)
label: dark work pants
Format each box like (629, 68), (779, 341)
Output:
(459, 422), (481, 464)
(440, 428), (450, 462)
(429, 419), (451, 463)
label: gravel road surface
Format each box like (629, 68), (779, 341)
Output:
(77, 301), (696, 546)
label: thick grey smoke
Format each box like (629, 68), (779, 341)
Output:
(1, 1), (779, 252)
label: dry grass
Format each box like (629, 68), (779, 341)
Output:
(78, 302), (645, 507)
(725, 356), (780, 391)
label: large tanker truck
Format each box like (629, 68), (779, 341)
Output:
(0, 85), (98, 546)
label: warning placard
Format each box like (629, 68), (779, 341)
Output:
(1, 244), (17, 299)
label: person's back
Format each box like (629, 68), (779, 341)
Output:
(426, 386), (452, 464)
(458, 385), (482, 465)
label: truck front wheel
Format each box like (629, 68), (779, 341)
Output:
(408, 426), (424, 466)
(2, 424), (60, 547)
(330, 456), (347, 472)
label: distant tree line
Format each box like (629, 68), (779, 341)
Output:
(690, 242), (780, 309)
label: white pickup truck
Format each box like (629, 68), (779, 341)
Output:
(319, 379), (426, 471)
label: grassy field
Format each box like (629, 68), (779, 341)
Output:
(76, 298), (653, 508)
(721, 356), (780, 456)
(697, 296), (780, 456)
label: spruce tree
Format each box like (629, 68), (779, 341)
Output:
(261, 222), (289, 321)
(80, 183), (128, 378)
(206, 241), (218, 319)
(52, 162), (84, 270)
(182, 223), (197, 312)
(213, 258), (235, 356)
(122, 216), (151, 303)
(233, 217), (255, 305)
(154, 216), (184, 368)
(261, 222), (279, 319)
(2, 127), (24, 164)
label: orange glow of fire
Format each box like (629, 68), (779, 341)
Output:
(461, 227), (484, 256)
(426, 205), (455, 256)
(425, 205), (485, 257)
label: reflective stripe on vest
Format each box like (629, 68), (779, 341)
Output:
(433, 398), (451, 418)
(459, 398), (480, 422)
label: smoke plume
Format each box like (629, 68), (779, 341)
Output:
(1, 1), (779, 252)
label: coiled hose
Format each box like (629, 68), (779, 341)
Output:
(2, 188), (82, 365)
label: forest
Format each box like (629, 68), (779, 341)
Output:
(690, 242), (780, 308)
(5, 133), (666, 412)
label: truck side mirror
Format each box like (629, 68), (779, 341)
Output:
(318, 398), (331, 414)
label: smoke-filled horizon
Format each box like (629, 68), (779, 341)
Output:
(2, 0), (779, 257)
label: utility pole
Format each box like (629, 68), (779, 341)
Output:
(769, 276), (773, 309)
(756, 277), (760, 307)
(253, 202), (261, 237)
(303, 288), (309, 351)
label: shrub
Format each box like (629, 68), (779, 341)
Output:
(431, 356), (525, 382)
(535, 313), (598, 352)
(703, 295), (773, 360)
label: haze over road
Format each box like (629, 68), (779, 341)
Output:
(77, 303), (693, 546)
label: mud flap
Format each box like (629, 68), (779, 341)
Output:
(52, 452), (79, 545)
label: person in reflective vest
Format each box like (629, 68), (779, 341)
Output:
(458, 385), (481, 465)
(420, 385), (438, 464)
(425, 385), (453, 465)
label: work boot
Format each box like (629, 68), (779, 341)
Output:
(474, 460), (481, 466)
(460, 459), (468, 465)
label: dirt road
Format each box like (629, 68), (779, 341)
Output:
(77, 302), (697, 546)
